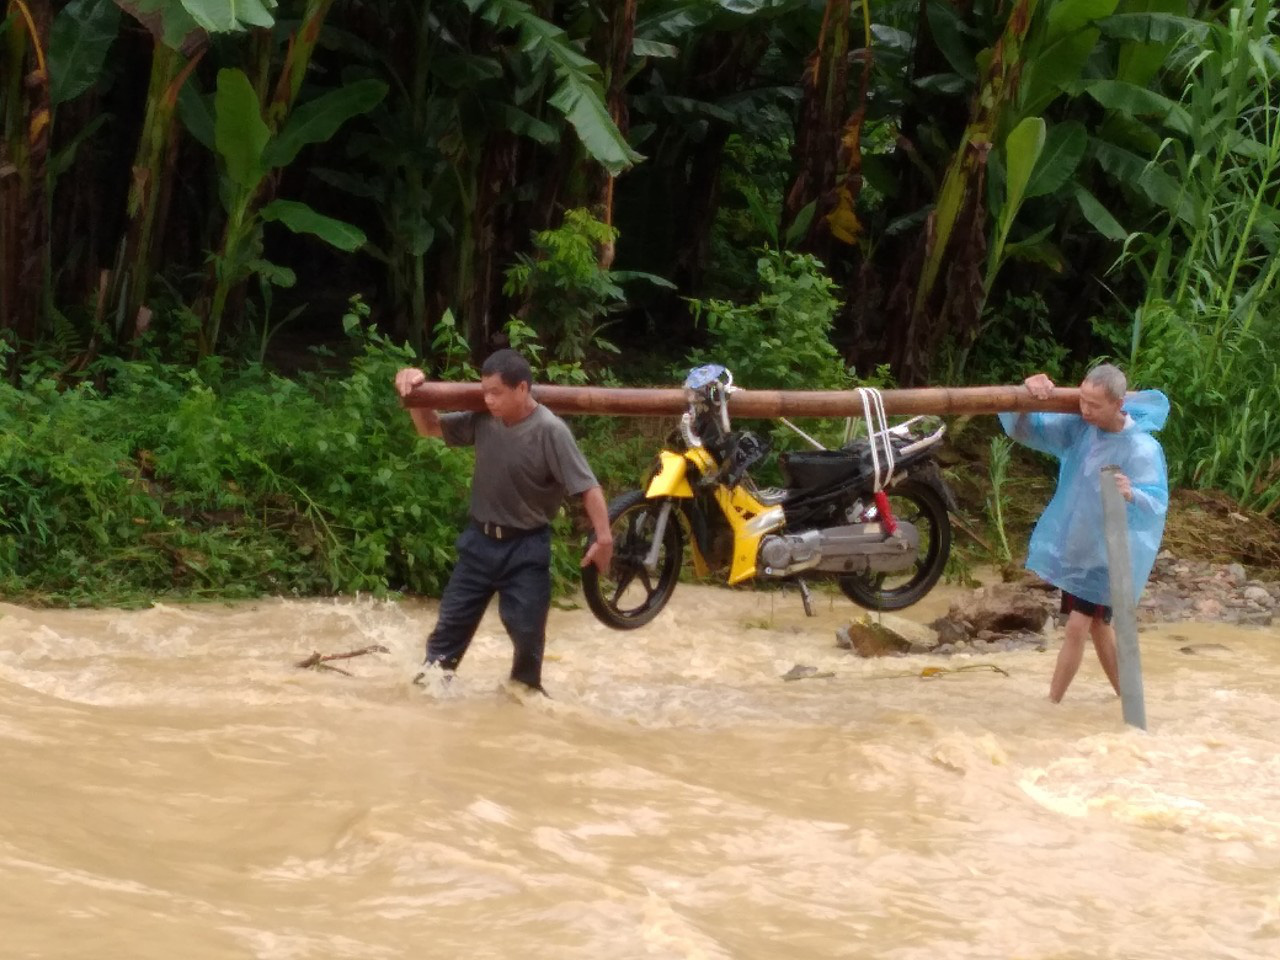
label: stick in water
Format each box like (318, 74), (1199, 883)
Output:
(295, 644), (390, 676)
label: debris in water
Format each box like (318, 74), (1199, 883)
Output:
(871, 663), (1010, 680)
(1177, 644), (1233, 656)
(295, 644), (390, 676)
(782, 664), (836, 682)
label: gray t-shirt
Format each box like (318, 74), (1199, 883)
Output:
(440, 404), (598, 528)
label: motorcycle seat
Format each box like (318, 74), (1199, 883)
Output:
(780, 449), (864, 490)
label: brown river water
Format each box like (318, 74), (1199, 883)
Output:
(2, 582), (1278, 960)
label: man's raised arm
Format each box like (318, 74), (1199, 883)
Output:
(395, 368), (443, 438)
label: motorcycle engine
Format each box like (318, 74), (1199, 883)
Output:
(758, 522), (919, 578)
(759, 531), (822, 575)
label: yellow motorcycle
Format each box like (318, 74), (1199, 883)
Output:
(581, 365), (955, 629)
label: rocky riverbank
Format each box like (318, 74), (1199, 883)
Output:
(838, 552), (1280, 657)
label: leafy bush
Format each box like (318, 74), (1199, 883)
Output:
(704, 134), (796, 297)
(0, 304), (663, 606)
(944, 290), (1072, 386)
(685, 248), (849, 391)
(0, 329), (473, 605)
(503, 208), (626, 374)
(678, 249), (872, 482)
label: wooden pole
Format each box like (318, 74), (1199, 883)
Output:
(1100, 465), (1147, 730)
(401, 381), (1084, 417)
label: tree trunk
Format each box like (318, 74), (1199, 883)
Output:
(782, 0), (851, 262)
(591, 0), (636, 267)
(887, 0), (1033, 384)
(0, 0), (53, 357)
(671, 30), (770, 293)
(112, 43), (202, 346)
(461, 132), (519, 356)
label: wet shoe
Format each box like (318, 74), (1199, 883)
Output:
(412, 665), (454, 687)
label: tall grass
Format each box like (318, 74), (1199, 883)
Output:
(987, 435), (1015, 565)
(1123, 0), (1280, 514)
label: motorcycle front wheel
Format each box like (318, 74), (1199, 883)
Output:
(838, 479), (951, 611)
(582, 491), (684, 630)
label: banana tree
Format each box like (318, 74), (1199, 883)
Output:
(589, 0), (638, 261)
(888, 0), (1133, 382)
(308, 0), (448, 353)
(44, 0), (121, 313)
(107, 0), (278, 348)
(202, 66), (386, 355)
(0, 0), (53, 357)
(783, 0), (873, 264)
(323, 0), (641, 356)
(446, 0), (639, 350)
(617, 0), (807, 291)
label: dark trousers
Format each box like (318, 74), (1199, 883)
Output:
(426, 524), (552, 689)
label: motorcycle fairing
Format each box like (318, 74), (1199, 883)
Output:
(645, 450), (715, 577)
(709, 485), (785, 584)
(646, 450), (697, 498)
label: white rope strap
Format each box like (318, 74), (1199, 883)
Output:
(856, 387), (895, 491)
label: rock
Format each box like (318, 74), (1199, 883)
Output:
(1225, 563), (1248, 587)
(1194, 597), (1224, 618)
(1178, 643), (1233, 656)
(840, 618), (914, 657)
(1243, 586), (1272, 605)
(1149, 594), (1193, 619)
(935, 584), (1050, 636)
(878, 612), (941, 649)
(781, 664), (835, 682)
(838, 612), (939, 654)
(933, 616), (971, 647)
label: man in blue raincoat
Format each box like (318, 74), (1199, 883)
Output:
(1000, 364), (1169, 703)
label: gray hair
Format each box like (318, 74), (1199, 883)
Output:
(1084, 363), (1127, 400)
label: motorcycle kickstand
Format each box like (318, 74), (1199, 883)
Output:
(796, 578), (815, 617)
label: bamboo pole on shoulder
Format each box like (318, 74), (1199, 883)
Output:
(400, 381), (1084, 417)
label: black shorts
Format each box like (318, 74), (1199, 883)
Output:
(1060, 591), (1112, 624)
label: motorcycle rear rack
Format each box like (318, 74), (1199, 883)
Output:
(777, 410), (946, 468)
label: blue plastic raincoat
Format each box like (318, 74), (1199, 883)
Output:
(999, 390), (1169, 605)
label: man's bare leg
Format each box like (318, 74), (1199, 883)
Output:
(1090, 618), (1121, 695)
(1050, 611), (1092, 703)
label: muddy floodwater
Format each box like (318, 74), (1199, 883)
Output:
(2, 582), (1278, 959)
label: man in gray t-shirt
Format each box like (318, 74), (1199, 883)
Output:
(394, 349), (613, 693)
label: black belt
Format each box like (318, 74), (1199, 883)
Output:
(472, 519), (548, 541)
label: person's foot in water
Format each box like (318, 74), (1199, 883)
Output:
(412, 663), (454, 688)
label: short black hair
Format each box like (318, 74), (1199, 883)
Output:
(481, 348), (533, 388)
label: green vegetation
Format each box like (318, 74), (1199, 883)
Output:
(1119, 1), (1280, 514)
(0, 323), (474, 605)
(1, 0), (1277, 604)
(987, 435), (1015, 567)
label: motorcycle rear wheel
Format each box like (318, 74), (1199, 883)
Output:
(838, 479), (951, 612)
(582, 491), (684, 630)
